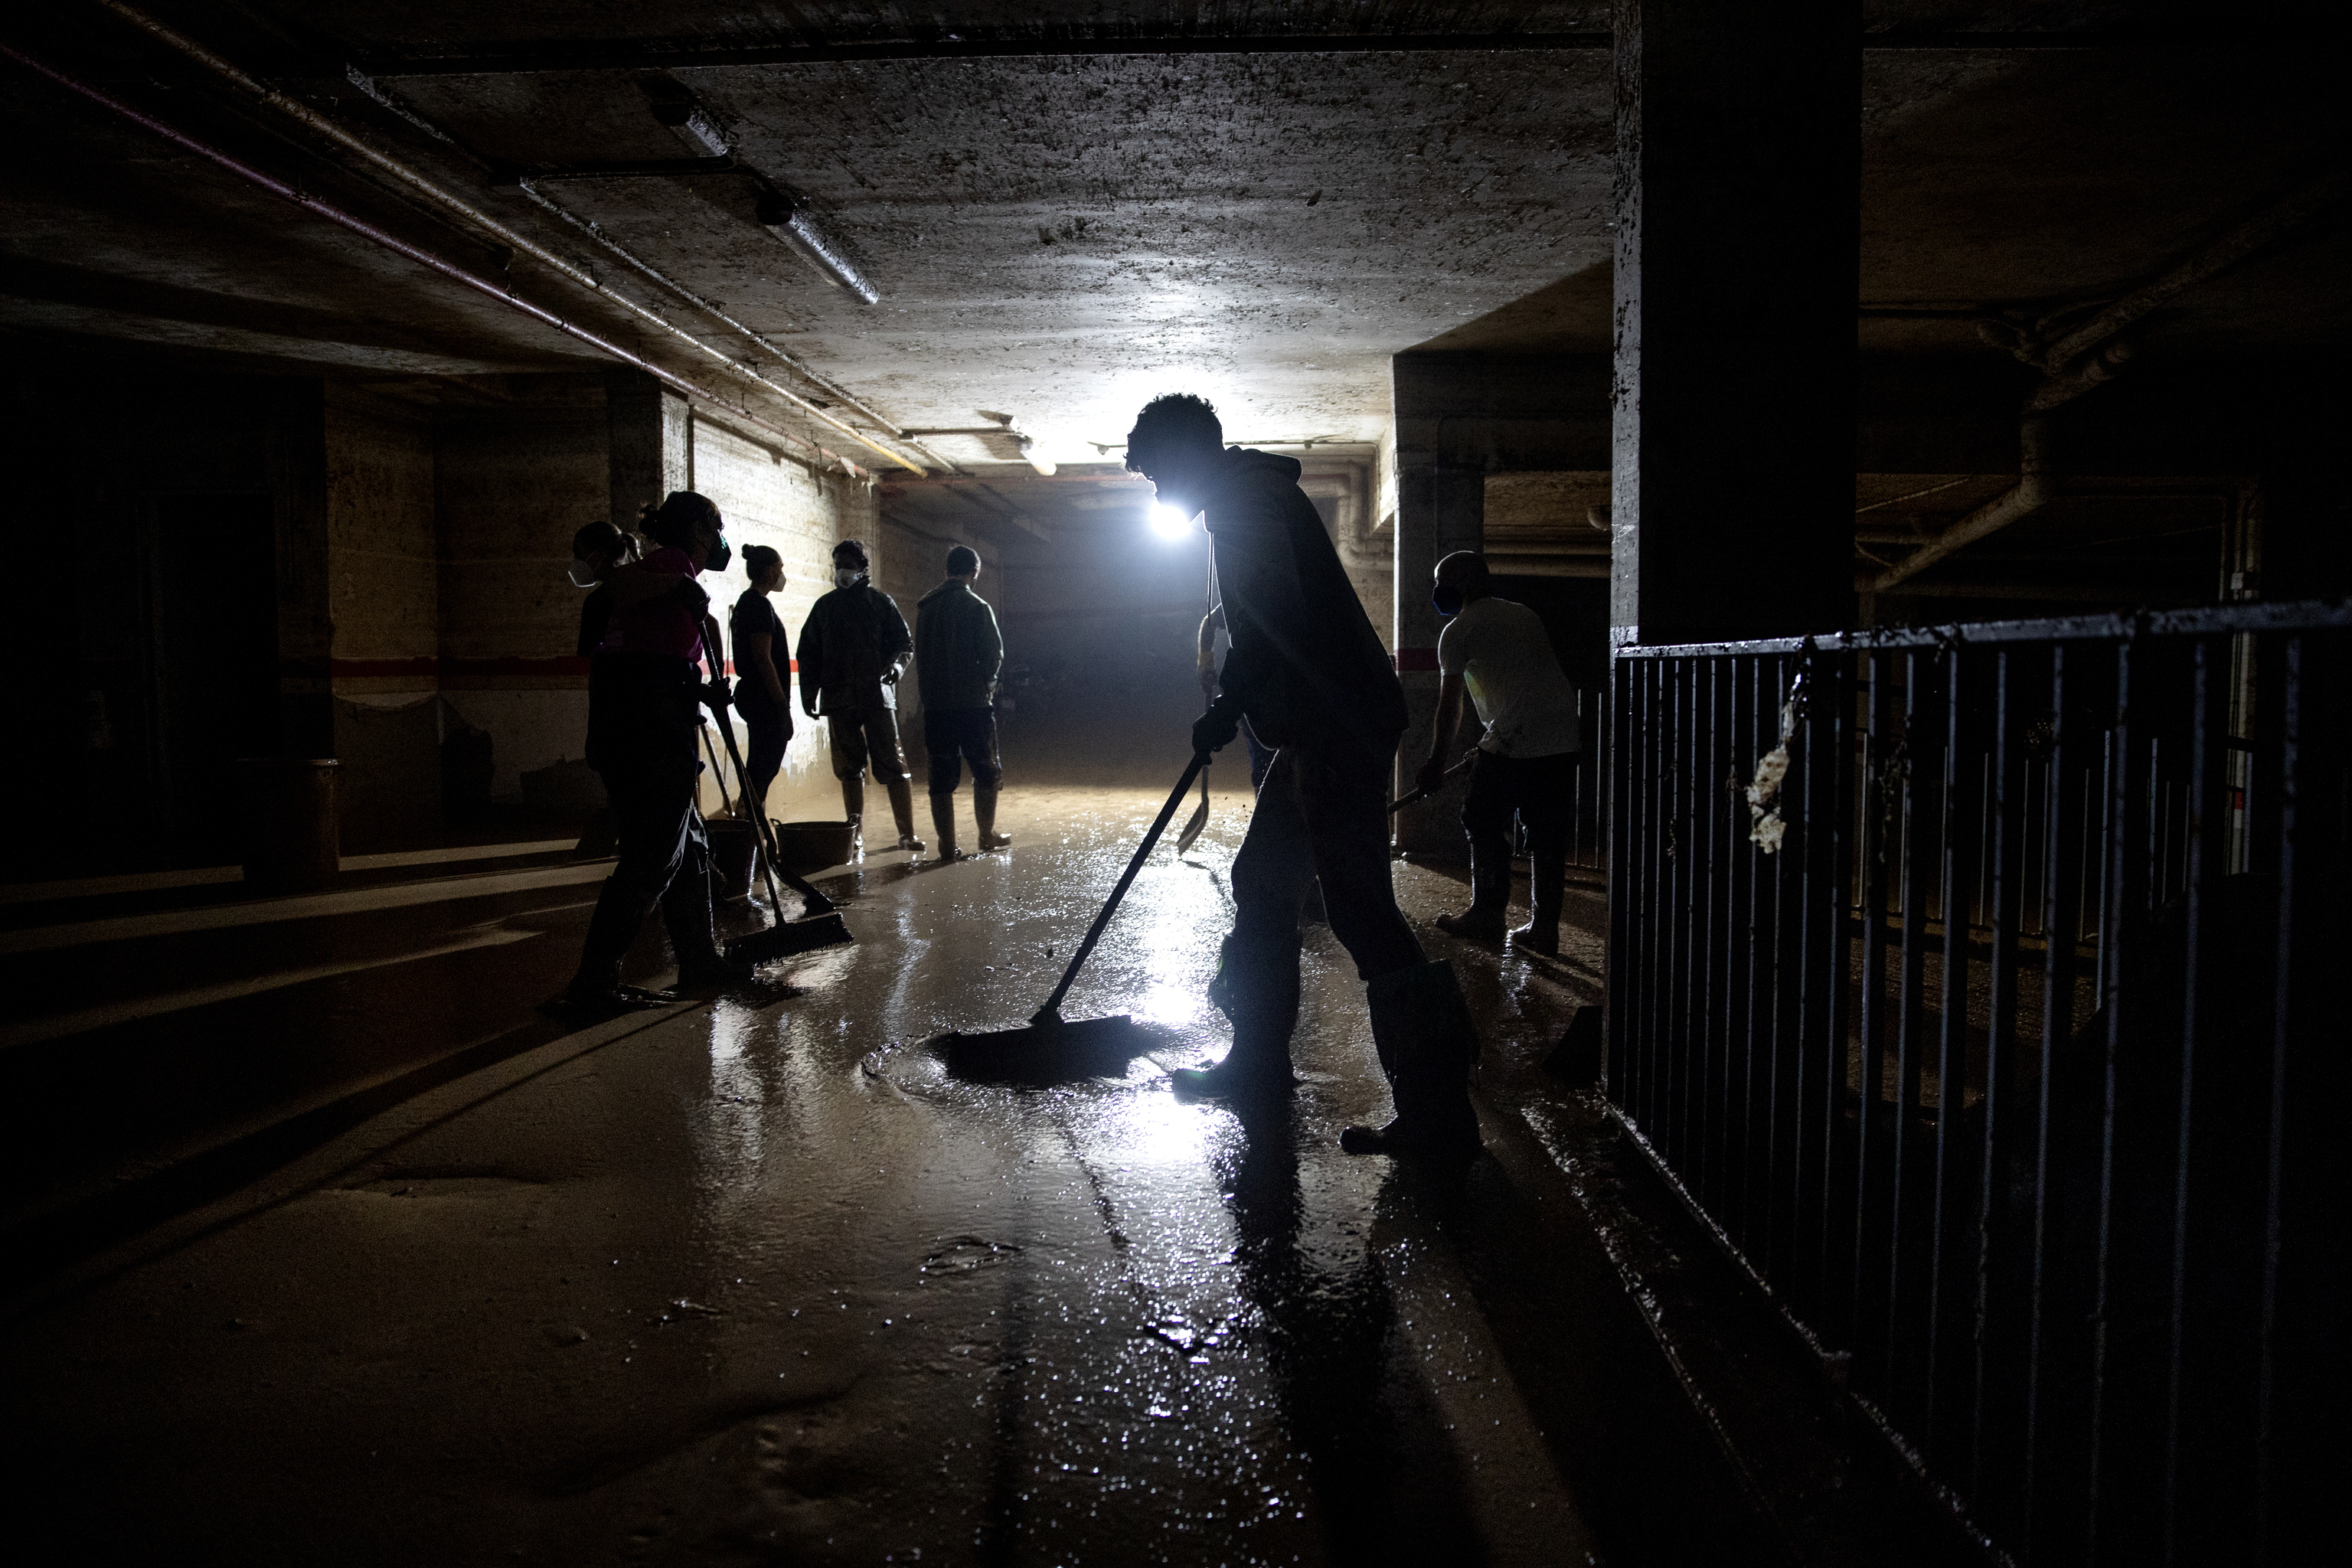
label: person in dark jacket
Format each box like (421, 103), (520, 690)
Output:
(1128, 394), (1481, 1158)
(796, 538), (923, 854)
(914, 544), (1008, 859)
(730, 544), (793, 817)
(554, 491), (749, 1015)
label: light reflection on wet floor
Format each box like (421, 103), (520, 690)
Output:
(2, 781), (1743, 1565)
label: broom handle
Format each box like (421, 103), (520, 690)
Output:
(697, 622), (789, 916)
(1032, 750), (1207, 1025)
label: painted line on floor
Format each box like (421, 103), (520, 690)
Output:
(0, 865), (244, 905)
(0, 927), (544, 1050)
(0, 840), (586, 907)
(0, 861), (615, 956)
(337, 839), (580, 871)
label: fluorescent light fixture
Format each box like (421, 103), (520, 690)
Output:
(1149, 502), (1194, 539)
(756, 190), (881, 305)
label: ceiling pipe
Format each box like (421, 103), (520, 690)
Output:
(1873, 169), (2350, 592)
(83, 0), (924, 475)
(358, 29), (2192, 77)
(0, 38), (879, 480)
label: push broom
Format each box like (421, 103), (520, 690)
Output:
(931, 748), (1208, 1071)
(697, 622), (853, 964)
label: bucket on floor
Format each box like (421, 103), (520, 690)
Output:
(236, 756), (341, 894)
(703, 817), (757, 901)
(773, 820), (854, 874)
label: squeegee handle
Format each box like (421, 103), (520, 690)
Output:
(697, 623), (790, 914)
(1033, 751), (1208, 1024)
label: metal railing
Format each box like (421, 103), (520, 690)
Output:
(1606, 599), (2349, 1565)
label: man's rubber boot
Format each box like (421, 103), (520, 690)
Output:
(1172, 934), (1298, 1101)
(664, 858), (753, 988)
(1341, 959), (1483, 1158)
(1433, 857), (1510, 942)
(974, 786), (1011, 851)
(1511, 849), (1566, 956)
(930, 791), (959, 861)
(841, 775), (866, 858)
(885, 776), (924, 852)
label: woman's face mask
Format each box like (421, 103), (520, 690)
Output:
(835, 565), (864, 589)
(567, 557), (600, 588)
(1432, 582), (1466, 617)
(704, 531), (733, 573)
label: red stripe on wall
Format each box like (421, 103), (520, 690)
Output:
(328, 655), (798, 679)
(1393, 646), (1439, 672)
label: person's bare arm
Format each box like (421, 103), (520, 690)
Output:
(1415, 671), (1468, 793)
(743, 631), (788, 704)
(1196, 612), (1219, 697)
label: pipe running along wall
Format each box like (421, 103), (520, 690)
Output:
(0, 38), (877, 479)
(1872, 168), (2350, 592)
(87, 0), (923, 476)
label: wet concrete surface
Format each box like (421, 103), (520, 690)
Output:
(1, 734), (1785, 1564)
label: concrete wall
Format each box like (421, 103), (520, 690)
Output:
(433, 379), (608, 804)
(325, 384), (442, 849)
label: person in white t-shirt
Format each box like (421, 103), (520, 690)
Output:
(1415, 550), (1582, 956)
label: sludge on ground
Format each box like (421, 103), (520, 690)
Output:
(0, 738), (1768, 1566)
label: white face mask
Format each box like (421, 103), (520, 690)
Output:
(567, 558), (599, 587)
(834, 567), (863, 589)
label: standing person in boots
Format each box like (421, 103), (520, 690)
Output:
(552, 491), (750, 1016)
(1128, 393), (1481, 1158)
(1418, 551), (1583, 957)
(730, 544), (794, 818)
(914, 545), (1009, 859)
(796, 538), (923, 854)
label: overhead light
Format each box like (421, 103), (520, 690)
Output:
(756, 189), (880, 305)
(1149, 502), (1195, 539)
(650, 102), (730, 160)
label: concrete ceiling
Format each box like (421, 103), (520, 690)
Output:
(2, 3), (2341, 472)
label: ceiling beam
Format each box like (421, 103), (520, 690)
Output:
(361, 31), (2182, 77)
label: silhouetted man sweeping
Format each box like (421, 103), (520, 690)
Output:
(1126, 394), (1481, 1157)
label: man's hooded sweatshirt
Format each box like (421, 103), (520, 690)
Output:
(1205, 448), (1406, 756)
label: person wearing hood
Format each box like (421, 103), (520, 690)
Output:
(554, 490), (750, 1015)
(1127, 393), (1481, 1158)
(914, 545), (1011, 859)
(795, 538), (923, 854)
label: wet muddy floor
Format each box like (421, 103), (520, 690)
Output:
(2, 730), (1770, 1565)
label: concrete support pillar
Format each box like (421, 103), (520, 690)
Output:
(606, 368), (691, 528)
(1390, 462), (1484, 855)
(1610, 0), (1858, 646)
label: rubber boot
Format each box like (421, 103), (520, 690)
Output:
(1511, 838), (1566, 956)
(1171, 934), (1299, 1101)
(975, 786), (1011, 851)
(841, 775), (866, 859)
(554, 878), (675, 1015)
(1511, 895), (1562, 957)
(665, 857), (751, 988)
(930, 791), (959, 861)
(885, 775), (924, 852)
(1341, 959), (1482, 1158)
(1433, 854), (1510, 941)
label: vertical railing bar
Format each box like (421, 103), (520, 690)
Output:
(1824, 647), (1857, 1327)
(2254, 632), (2302, 1563)
(2025, 642), (2086, 1559)
(1854, 650), (1893, 1355)
(1890, 648), (1933, 1410)
(2159, 635), (2223, 1565)
(1971, 646), (2023, 1508)
(1926, 641), (1975, 1467)
(2086, 637), (2139, 1563)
